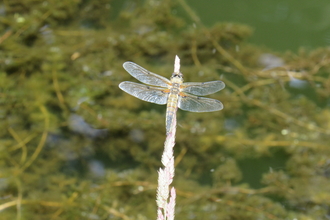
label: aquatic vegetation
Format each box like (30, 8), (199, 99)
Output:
(1, 0), (330, 219)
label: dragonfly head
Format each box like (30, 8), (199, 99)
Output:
(171, 72), (183, 81)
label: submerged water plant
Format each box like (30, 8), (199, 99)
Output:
(1, 0), (330, 219)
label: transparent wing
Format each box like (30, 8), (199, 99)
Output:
(119, 81), (168, 104)
(178, 93), (223, 112)
(123, 62), (171, 87)
(181, 81), (225, 96)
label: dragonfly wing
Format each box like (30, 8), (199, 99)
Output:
(119, 81), (168, 104)
(123, 62), (170, 87)
(181, 81), (225, 96)
(178, 93), (223, 112)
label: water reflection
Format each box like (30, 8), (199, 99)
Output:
(68, 114), (107, 139)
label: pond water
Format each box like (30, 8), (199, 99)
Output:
(1, 0), (330, 219)
(189, 0), (330, 51)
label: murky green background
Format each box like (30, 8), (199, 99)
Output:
(189, 0), (330, 52)
(1, 0), (330, 219)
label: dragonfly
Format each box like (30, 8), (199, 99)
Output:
(119, 58), (225, 133)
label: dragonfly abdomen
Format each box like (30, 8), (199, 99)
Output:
(166, 93), (179, 133)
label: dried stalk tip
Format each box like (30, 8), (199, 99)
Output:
(174, 55), (180, 73)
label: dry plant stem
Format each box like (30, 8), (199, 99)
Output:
(156, 115), (177, 220)
(156, 56), (180, 220)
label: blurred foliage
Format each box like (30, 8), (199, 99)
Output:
(1, 0), (330, 219)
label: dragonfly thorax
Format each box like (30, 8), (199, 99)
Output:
(169, 82), (181, 95)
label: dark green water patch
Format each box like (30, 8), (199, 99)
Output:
(238, 148), (290, 189)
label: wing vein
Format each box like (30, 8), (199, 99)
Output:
(119, 81), (168, 104)
(123, 62), (170, 87)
